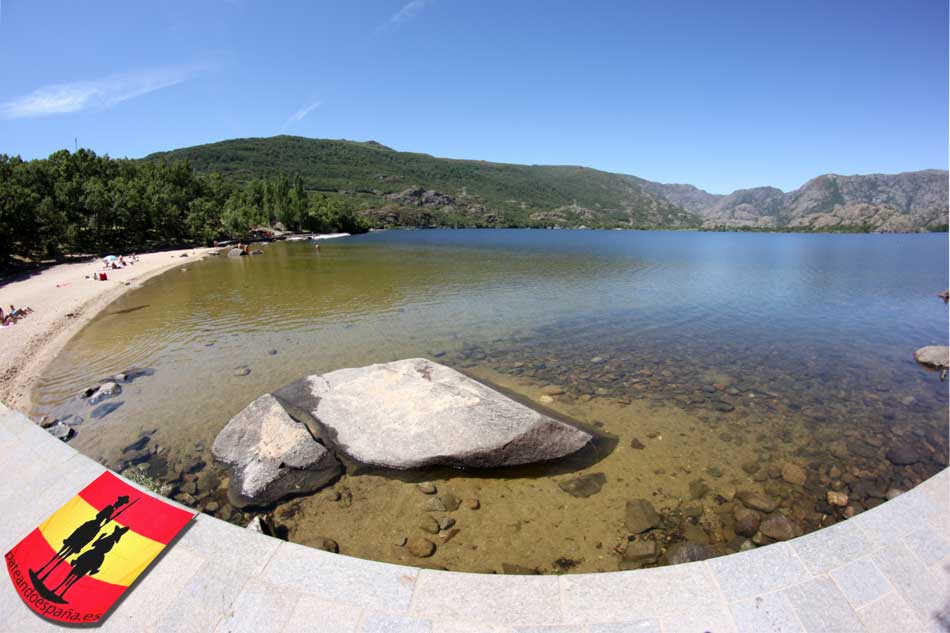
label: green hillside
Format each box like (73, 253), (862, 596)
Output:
(146, 136), (700, 229)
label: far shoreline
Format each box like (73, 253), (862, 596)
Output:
(0, 246), (216, 413)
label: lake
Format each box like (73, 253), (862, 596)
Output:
(33, 229), (949, 572)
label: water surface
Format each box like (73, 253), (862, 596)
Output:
(34, 230), (949, 572)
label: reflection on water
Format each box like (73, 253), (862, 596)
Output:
(33, 230), (949, 573)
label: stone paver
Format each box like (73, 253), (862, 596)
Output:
(728, 592), (804, 633)
(412, 570), (559, 626)
(856, 592), (930, 633)
(829, 557), (893, 610)
(783, 576), (865, 633)
(706, 543), (810, 603)
(281, 594), (363, 633)
(0, 402), (948, 633)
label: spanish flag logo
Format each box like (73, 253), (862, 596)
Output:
(5, 471), (195, 624)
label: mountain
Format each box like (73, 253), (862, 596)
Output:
(146, 136), (698, 229)
(146, 136), (948, 232)
(646, 170), (948, 232)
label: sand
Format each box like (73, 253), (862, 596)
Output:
(0, 248), (215, 410)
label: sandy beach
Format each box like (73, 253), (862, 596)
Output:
(0, 248), (215, 411)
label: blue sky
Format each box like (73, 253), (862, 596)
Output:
(0, 0), (946, 193)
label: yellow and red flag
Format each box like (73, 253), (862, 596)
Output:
(5, 471), (195, 624)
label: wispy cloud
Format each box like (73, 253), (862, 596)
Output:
(378, 0), (433, 32)
(0, 64), (207, 119)
(282, 99), (322, 131)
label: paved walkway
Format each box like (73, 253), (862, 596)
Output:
(0, 403), (947, 632)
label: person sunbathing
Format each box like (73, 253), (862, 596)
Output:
(0, 308), (16, 326)
(9, 305), (33, 318)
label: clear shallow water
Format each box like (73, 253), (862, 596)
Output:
(34, 230), (949, 573)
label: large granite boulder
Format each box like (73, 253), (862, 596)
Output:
(273, 358), (593, 469)
(212, 394), (342, 508)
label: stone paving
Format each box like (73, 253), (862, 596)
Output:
(0, 402), (947, 632)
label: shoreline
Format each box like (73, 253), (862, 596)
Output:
(0, 247), (215, 412)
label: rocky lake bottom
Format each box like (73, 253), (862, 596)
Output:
(44, 332), (947, 575)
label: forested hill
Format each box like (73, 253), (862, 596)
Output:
(147, 136), (948, 233)
(145, 136), (700, 229)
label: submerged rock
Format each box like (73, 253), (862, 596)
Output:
(663, 542), (718, 565)
(211, 394), (342, 508)
(272, 358), (593, 469)
(88, 381), (121, 405)
(558, 472), (607, 498)
(781, 462), (807, 486)
(407, 536), (435, 558)
(759, 513), (797, 541)
(914, 346), (949, 369)
(46, 421), (74, 442)
(886, 445), (921, 465)
(620, 539), (658, 569)
(625, 499), (660, 534)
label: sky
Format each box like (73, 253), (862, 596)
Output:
(0, 0), (946, 193)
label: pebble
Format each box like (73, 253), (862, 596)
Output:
(417, 482), (437, 495)
(541, 385), (564, 395)
(689, 479), (709, 499)
(630, 438), (646, 450)
(313, 538), (339, 553)
(438, 517), (456, 531)
(419, 515), (440, 534)
(539, 395), (554, 404)
(734, 506), (761, 537)
(422, 497), (447, 512)
(204, 501), (220, 513)
(558, 472), (607, 498)
(463, 498), (480, 510)
(781, 462), (807, 486)
(233, 367), (251, 377)
(440, 493), (461, 512)
(407, 536), (436, 558)
(885, 446), (921, 466)
(395, 536), (407, 547)
(625, 499), (661, 534)
(738, 491), (778, 513)
(663, 542), (717, 565)
(826, 490), (849, 507)
(620, 539), (658, 569)
(759, 513), (796, 541)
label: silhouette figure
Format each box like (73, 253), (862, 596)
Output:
(51, 526), (129, 600)
(33, 495), (130, 583)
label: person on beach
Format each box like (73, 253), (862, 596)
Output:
(9, 305), (32, 318)
(0, 307), (16, 326)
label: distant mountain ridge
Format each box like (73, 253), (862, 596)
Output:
(645, 170), (949, 232)
(146, 136), (948, 232)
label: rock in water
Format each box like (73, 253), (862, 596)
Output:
(625, 499), (660, 533)
(914, 346), (950, 369)
(211, 394), (342, 508)
(558, 472), (607, 497)
(886, 445), (921, 465)
(663, 542), (718, 565)
(272, 358), (593, 469)
(781, 462), (807, 486)
(89, 381), (122, 405)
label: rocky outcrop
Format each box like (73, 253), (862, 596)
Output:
(914, 346), (949, 369)
(212, 394), (342, 508)
(272, 358), (594, 469)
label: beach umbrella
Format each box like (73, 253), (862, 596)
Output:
(103, 255), (118, 262)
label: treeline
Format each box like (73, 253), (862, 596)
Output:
(0, 148), (368, 262)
